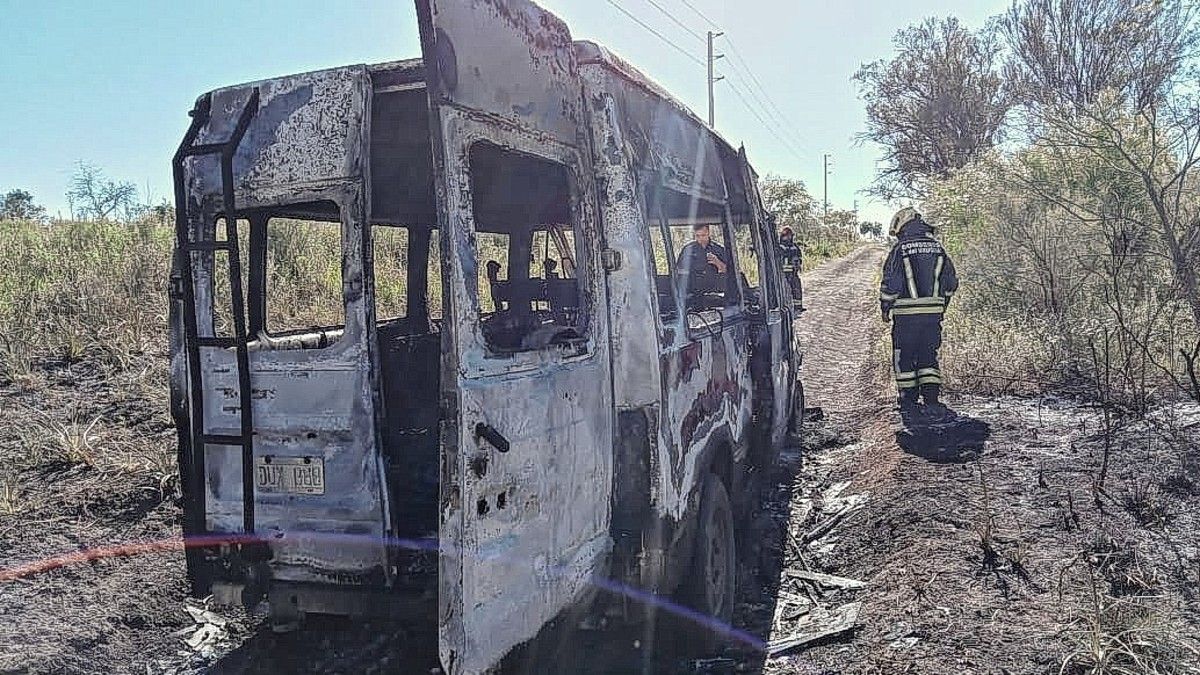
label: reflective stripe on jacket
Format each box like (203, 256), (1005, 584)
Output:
(879, 219), (958, 318)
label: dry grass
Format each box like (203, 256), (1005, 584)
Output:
(0, 479), (21, 516)
(20, 406), (102, 467)
(1059, 565), (1200, 675)
(0, 219), (172, 376)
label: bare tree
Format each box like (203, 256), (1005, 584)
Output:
(66, 162), (137, 222)
(999, 0), (1200, 330)
(855, 17), (1010, 198)
(1001, 0), (1199, 114)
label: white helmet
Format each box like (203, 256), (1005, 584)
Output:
(889, 207), (922, 237)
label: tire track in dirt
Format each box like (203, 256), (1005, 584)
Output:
(795, 245), (890, 422)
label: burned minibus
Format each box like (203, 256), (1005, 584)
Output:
(168, 0), (802, 672)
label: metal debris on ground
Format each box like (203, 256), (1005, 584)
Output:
(784, 569), (868, 590)
(766, 602), (861, 657)
(683, 656), (738, 672)
(176, 601), (231, 658)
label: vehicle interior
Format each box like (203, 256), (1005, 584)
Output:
(368, 86), (442, 550)
(643, 184), (744, 327)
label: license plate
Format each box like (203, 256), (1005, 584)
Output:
(255, 456), (325, 495)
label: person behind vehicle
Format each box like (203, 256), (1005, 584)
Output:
(777, 226), (805, 310)
(676, 222), (731, 309)
(879, 207), (957, 417)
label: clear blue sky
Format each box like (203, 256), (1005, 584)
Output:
(0, 0), (1007, 224)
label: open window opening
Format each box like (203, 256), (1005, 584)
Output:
(263, 210), (344, 340)
(730, 218), (762, 309)
(208, 200), (346, 351)
(645, 187), (741, 317)
(468, 142), (588, 354)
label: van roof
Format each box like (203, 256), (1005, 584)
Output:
(202, 41), (741, 174)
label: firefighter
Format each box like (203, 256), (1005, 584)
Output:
(879, 207), (957, 416)
(777, 226), (804, 310)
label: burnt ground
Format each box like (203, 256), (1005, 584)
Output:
(3, 246), (1200, 674)
(730, 246), (1200, 675)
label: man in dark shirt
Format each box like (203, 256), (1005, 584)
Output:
(676, 223), (731, 308)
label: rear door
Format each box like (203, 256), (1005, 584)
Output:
(415, 2), (614, 673)
(177, 67), (392, 587)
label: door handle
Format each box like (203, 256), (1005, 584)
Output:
(474, 422), (511, 453)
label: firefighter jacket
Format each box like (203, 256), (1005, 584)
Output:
(880, 219), (958, 319)
(778, 238), (802, 271)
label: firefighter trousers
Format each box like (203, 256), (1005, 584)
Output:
(891, 314), (943, 403)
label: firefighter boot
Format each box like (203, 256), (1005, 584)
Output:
(898, 389), (920, 415)
(921, 384), (951, 422)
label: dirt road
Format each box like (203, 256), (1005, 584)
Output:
(3, 245), (1198, 674)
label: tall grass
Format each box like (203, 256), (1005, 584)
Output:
(0, 219), (173, 377)
(799, 237), (858, 272)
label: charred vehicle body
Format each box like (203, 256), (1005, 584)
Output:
(168, 0), (802, 671)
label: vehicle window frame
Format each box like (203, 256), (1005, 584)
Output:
(206, 199), (350, 351)
(644, 183), (745, 341)
(461, 137), (595, 364)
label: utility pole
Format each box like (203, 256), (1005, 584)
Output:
(707, 31), (724, 127)
(822, 153), (830, 224)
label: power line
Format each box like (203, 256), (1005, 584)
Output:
(604, 0), (706, 68)
(725, 40), (803, 134)
(677, 0), (720, 29)
(719, 57), (811, 156)
(643, 0), (706, 43)
(664, 0), (813, 157)
(600, 0), (808, 165)
(722, 78), (809, 164)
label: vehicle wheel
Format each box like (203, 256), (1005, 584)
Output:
(683, 474), (736, 632)
(788, 380), (806, 437)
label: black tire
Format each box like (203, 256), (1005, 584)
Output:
(683, 474), (736, 632)
(788, 380), (806, 437)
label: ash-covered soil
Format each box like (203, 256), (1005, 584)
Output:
(0, 356), (194, 674)
(3, 248), (1199, 674)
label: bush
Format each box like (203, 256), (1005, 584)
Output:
(925, 152), (1200, 405)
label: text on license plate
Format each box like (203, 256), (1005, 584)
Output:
(255, 456), (325, 495)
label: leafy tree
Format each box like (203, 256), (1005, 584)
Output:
(759, 175), (821, 234)
(859, 221), (884, 239)
(0, 189), (47, 222)
(67, 161), (138, 222)
(825, 209), (862, 231)
(759, 175), (859, 267)
(855, 17), (1010, 198)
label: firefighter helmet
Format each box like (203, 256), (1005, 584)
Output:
(889, 207), (922, 237)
